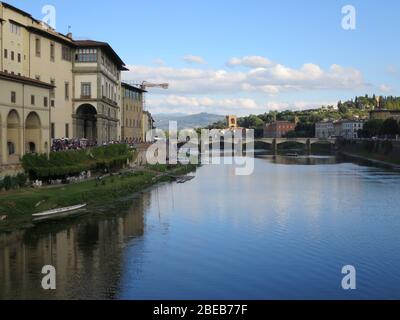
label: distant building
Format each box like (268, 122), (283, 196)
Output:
(142, 111), (154, 142)
(339, 120), (365, 139)
(316, 119), (365, 139)
(315, 121), (335, 139)
(370, 110), (400, 121)
(264, 121), (296, 138)
(226, 115), (237, 129)
(121, 83), (146, 142)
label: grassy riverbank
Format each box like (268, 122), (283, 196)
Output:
(0, 163), (198, 233)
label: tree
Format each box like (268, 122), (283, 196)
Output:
(380, 118), (400, 136)
(361, 119), (384, 138)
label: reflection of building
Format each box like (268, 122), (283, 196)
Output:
(121, 83), (146, 142)
(0, 2), (129, 169)
(0, 195), (147, 299)
(264, 121), (296, 138)
(0, 72), (52, 166)
(370, 110), (400, 121)
(226, 115), (237, 129)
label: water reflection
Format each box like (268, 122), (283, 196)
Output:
(1, 156), (400, 300)
(0, 194), (149, 300)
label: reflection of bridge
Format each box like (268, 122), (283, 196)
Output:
(249, 138), (337, 154)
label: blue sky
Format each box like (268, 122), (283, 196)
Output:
(6, 0), (400, 115)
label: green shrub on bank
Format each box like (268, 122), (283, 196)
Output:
(22, 144), (133, 180)
(0, 173), (28, 191)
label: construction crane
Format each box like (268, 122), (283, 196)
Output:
(140, 81), (169, 90)
(122, 80), (169, 111)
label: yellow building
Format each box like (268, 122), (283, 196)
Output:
(121, 83), (146, 142)
(142, 111), (154, 142)
(0, 71), (52, 167)
(370, 110), (400, 121)
(226, 115), (238, 128)
(0, 2), (129, 171)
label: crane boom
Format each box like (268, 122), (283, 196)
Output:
(141, 81), (169, 90)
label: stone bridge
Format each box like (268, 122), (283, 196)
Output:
(249, 138), (337, 154)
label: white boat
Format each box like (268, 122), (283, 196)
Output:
(32, 204), (87, 217)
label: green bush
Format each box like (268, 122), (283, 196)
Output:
(16, 173), (27, 188)
(3, 176), (12, 191)
(22, 144), (132, 180)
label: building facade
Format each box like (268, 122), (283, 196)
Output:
(316, 120), (365, 139)
(226, 115), (237, 129)
(121, 83), (146, 142)
(264, 121), (296, 138)
(370, 110), (400, 121)
(142, 111), (154, 142)
(0, 2), (132, 169)
(315, 121), (335, 139)
(0, 71), (52, 166)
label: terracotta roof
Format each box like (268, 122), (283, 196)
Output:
(74, 40), (128, 70)
(0, 71), (54, 89)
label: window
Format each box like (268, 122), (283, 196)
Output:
(75, 48), (97, 62)
(50, 42), (55, 61)
(62, 46), (71, 61)
(50, 79), (55, 98)
(11, 51), (14, 61)
(35, 37), (41, 57)
(65, 124), (69, 138)
(31, 95), (35, 105)
(51, 123), (55, 139)
(81, 83), (91, 98)
(44, 96), (48, 107)
(51, 100), (55, 107)
(17, 53), (21, 63)
(65, 82), (70, 100)
(9, 22), (21, 35)
(11, 91), (16, 103)
(4, 49), (7, 59)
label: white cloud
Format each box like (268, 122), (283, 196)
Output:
(147, 95), (337, 115)
(379, 84), (392, 93)
(153, 59), (166, 66)
(183, 55), (206, 65)
(123, 57), (366, 115)
(227, 56), (272, 68)
(124, 61), (365, 96)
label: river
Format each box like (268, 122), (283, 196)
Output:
(1, 154), (400, 300)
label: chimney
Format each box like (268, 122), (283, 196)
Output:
(67, 32), (73, 39)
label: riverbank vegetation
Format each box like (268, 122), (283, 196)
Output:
(22, 144), (134, 180)
(0, 163), (198, 233)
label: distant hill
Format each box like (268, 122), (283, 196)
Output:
(153, 113), (226, 130)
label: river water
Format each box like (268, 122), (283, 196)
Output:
(1, 155), (400, 300)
